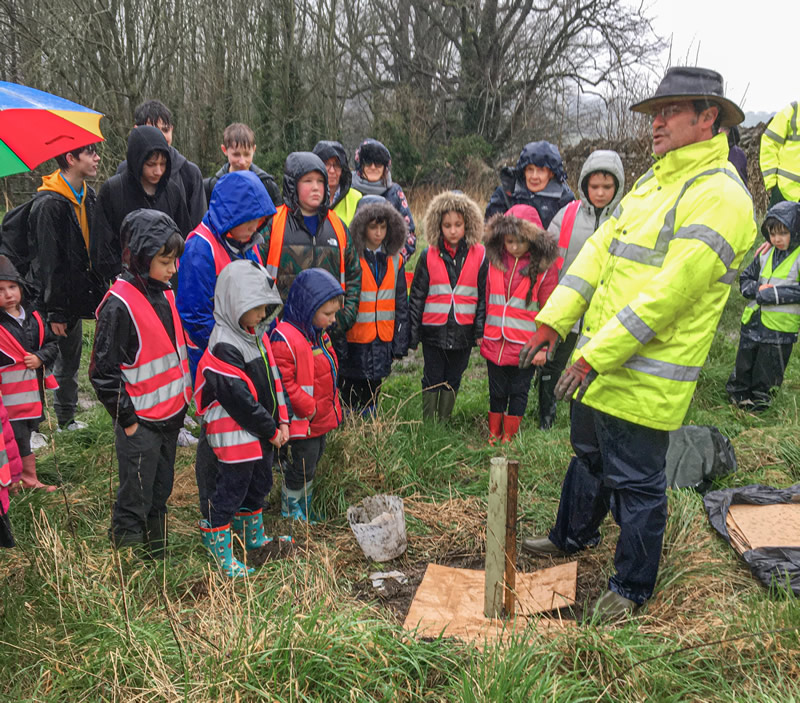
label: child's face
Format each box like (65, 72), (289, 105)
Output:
(312, 298), (341, 329)
(365, 220), (387, 250)
(769, 224), (791, 251)
(141, 152), (168, 187)
(586, 172), (616, 210)
(228, 218), (263, 243)
(149, 248), (178, 283)
(72, 146), (100, 181)
(504, 233), (529, 259)
(441, 211), (466, 247)
(297, 171), (326, 215)
(222, 143), (255, 172)
(146, 119), (174, 147)
(0, 280), (21, 311)
(324, 157), (342, 192)
(362, 162), (385, 183)
(524, 164), (554, 193)
(239, 303), (267, 329)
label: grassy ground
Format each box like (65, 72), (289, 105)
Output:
(3, 215), (800, 701)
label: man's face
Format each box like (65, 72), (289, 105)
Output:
(651, 101), (717, 156)
(70, 146), (100, 180)
(324, 157), (342, 192)
(222, 143), (255, 172)
(147, 119), (174, 146)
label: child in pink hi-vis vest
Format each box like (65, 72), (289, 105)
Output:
(0, 392), (23, 547)
(194, 259), (291, 578)
(480, 206), (558, 444)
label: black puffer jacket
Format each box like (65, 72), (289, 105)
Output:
(408, 191), (488, 350)
(90, 210), (187, 432)
(259, 152), (361, 335)
(485, 140), (574, 226)
(740, 201), (800, 344)
(92, 126), (192, 282)
(203, 162), (281, 210)
(339, 198), (409, 380)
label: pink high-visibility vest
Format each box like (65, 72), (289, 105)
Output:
(482, 264), (544, 344)
(421, 244), (485, 326)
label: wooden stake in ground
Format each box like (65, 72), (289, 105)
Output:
(504, 460), (519, 617)
(485, 457), (508, 618)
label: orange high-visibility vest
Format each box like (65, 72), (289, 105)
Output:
(483, 263), (544, 344)
(421, 244), (485, 326)
(555, 200), (581, 271)
(185, 221), (264, 276)
(97, 279), (192, 421)
(346, 253), (400, 343)
(272, 321), (342, 439)
(194, 334), (289, 464)
(265, 205), (347, 288)
(0, 311), (59, 421)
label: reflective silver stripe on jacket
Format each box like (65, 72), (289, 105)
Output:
(355, 309), (395, 323)
(575, 334), (700, 381)
(204, 404), (259, 449)
(764, 128), (785, 145)
(124, 375), (189, 412)
(609, 167), (752, 269)
(617, 305), (656, 345)
(0, 368), (35, 384)
(122, 352), (180, 385)
(2, 390), (40, 407)
(422, 302), (452, 314)
(776, 169), (800, 184)
(560, 274), (595, 304)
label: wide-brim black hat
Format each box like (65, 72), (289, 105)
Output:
(630, 66), (744, 128)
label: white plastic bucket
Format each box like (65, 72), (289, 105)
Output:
(347, 495), (407, 562)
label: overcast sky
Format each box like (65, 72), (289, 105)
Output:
(647, 0), (793, 114)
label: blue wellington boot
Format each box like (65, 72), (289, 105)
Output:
(199, 520), (253, 577)
(281, 481), (321, 524)
(233, 507), (295, 549)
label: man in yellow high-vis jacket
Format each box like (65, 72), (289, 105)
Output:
(760, 101), (800, 206)
(518, 67), (757, 620)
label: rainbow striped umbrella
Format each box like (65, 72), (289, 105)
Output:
(0, 81), (104, 178)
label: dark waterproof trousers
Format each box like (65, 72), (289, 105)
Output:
(726, 338), (792, 410)
(284, 435), (327, 490)
(112, 424), (178, 543)
(549, 401), (669, 604)
(53, 319), (83, 426)
(421, 345), (471, 393)
(340, 377), (383, 414)
(486, 361), (535, 416)
(538, 331), (578, 428)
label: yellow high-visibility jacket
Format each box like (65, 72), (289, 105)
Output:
(760, 101), (800, 201)
(536, 134), (757, 431)
(332, 188), (363, 227)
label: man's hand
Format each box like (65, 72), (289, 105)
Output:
(519, 324), (560, 368)
(555, 357), (596, 401)
(23, 353), (43, 369)
(124, 422), (139, 437)
(51, 322), (68, 337)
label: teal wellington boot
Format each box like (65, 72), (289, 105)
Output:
(199, 520), (253, 578)
(233, 507), (294, 549)
(281, 481), (320, 524)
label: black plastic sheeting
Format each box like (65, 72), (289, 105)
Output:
(703, 483), (800, 594)
(665, 425), (737, 493)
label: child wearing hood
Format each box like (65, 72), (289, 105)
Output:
(177, 169), (277, 380)
(538, 150), (625, 429)
(0, 255), (59, 491)
(312, 140), (362, 226)
(727, 201), (800, 411)
(339, 196), (410, 414)
(351, 139), (416, 261)
(484, 141), (574, 228)
(92, 126), (192, 283)
(194, 260), (290, 578)
(481, 206), (558, 443)
(408, 191), (487, 422)
(90, 210), (192, 558)
(271, 268), (344, 522)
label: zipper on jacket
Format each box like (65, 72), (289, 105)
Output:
(496, 256), (521, 364)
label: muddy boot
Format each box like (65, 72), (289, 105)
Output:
(488, 412), (503, 446)
(422, 390), (439, 421)
(538, 371), (559, 430)
(20, 454), (56, 492)
(437, 389), (457, 423)
(145, 514), (167, 560)
(587, 589), (637, 623)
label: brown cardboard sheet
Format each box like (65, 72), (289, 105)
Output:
(726, 503), (800, 554)
(402, 562), (576, 645)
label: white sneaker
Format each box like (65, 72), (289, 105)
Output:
(57, 420), (88, 432)
(30, 432), (49, 450)
(177, 427), (198, 447)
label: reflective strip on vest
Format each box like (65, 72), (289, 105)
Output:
(267, 205), (347, 288)
(741, 247), (800, 332)
(347, 254), (399, 343)
(203, 403), (263, 464)
(483, 264), (541, 344)
(556, 200), (582, 270)
(421, 245), (485, 326)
